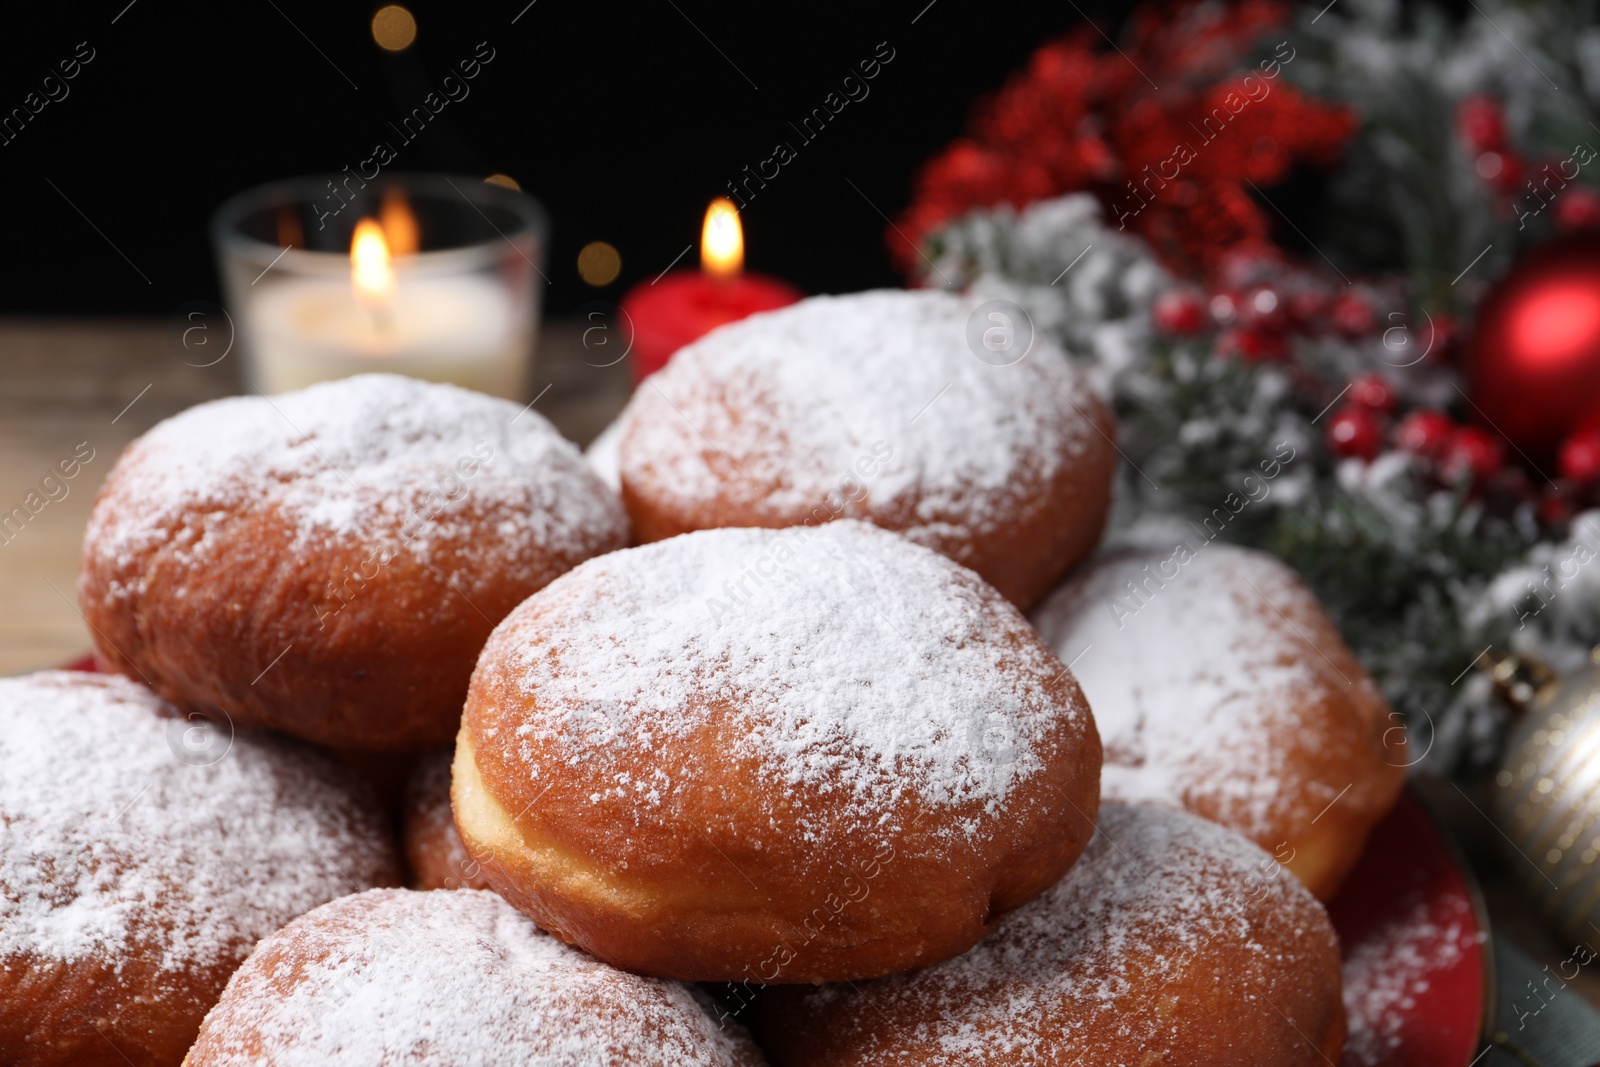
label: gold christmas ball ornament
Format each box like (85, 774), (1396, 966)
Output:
(1490, 647), (1600, 945)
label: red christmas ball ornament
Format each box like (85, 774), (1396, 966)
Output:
(1466, 231), (1600, 463)
(1348, 373), (1397, 413)
(1327, 407), (1382, 460)
(1441, 425), (1505, 483)
(1556, 187), (1600, 233)
(1457, 94), (1507, 154)
(1152, 290), (1206, 335)
(1394, 410), (1454, 457)
(1330, 292), (1377, 337)
(1559, 427), (1600, 482)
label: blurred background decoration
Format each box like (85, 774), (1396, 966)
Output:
(213, 173), (546, 399)
(0, 0), (1119, 318)
(10, 0), (1600, 1060)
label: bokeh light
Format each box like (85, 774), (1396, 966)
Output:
(371, 5), (417, 52)
(577, 241), (622, 286)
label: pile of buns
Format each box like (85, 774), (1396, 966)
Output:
(2, 290), (1405, 1065)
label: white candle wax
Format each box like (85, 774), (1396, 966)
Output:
(249, 275), (531, 399)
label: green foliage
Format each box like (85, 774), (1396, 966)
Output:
(1288, 0), (1600, 309)
(1113, 335), (1533, 770)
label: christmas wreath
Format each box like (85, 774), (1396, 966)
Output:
(897, 0), (1600, 772)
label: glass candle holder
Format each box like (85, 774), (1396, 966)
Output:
(212, 173), (546, 400)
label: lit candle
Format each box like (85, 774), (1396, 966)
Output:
(620, 199), (803, 382)
(239, 189), (535, 400)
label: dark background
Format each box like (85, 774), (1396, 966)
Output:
(0, 0), (1142, 318)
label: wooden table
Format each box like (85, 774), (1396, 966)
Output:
(0, 317), (631, 674)
(3, 317), (1598, 1027)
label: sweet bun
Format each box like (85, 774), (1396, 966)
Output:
(401, 746), (490, 891)
(0, 671), (401, 1067)
(615, 290), (1116, 609)
(762, 803), (1346, 1066)
(1029, 542), (1405, 899)
(185, 888), (765, 1067)
(454, 520), (1101, 982)
(79, 373), (629, 752)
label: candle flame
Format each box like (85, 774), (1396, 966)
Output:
(380, 188), (420, 257)
(702, 198), (743, 280)
(351, 219), (396, 310)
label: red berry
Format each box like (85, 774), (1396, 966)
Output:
(1541, 486), (1576, 526)
(1475, 151), (1524, 196)
(1348, 374), (1397, 413)
(1330, 293), (1377, 337)
(1152, 290), (1205, 335)
(1441, 426), (1505, 482)
(1216, 327), (1288, 363)
(1457, 94), (1507, 154)
(1327, 407), (1383, 460)
(1394, 410), (1454, 457)
(1559, 428), (1600, 482)
(1288, 290), (1329, 329)
(1556, 187), (1600, 232)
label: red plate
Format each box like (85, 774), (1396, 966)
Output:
(63, 656), (1489, 1061)
(1330, 787), (1491, 1067)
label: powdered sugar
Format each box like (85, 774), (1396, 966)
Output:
(477, 521), (1086, 840)
(617, 289), (1101, 546)
(189, 888), (762, 1066)
(780, 804), (1336, 1061)
(84, 372), (625, 585)
(1030, 542), (1347, 837)
(0, 671), (396, 972)
(1340, 892), (1473, 1065)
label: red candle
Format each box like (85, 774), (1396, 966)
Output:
(621, 199), (802, 382)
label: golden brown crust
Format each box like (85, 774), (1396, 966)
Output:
(761, 805), (1347, 1067)
(454, 712), (1097, 983)
(454, 523), (1102, 983)
(77, 375), (629, 752)
(7, 951), (238, 1067)
(0, 672), (402, 1067)
(80, 502), (628, 752)
(615, 291), (1116, 610)
(185, 889), (767, 1066)
(1030, 543), (1407, 901)
(620, 406), (1115, 612)
(402, 746), (491, 891)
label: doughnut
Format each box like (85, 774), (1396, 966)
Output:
(453, 519), (1101, 983)
(614, 290), (1116, 609)
(401, 746), (490, 891)
(185, 888), (766, 1067)
(79, 373), (630, 752)
(762, 803), (1346, 1066)
(1029, 542), (1405, 900)
(0, 671), (401, 1067)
